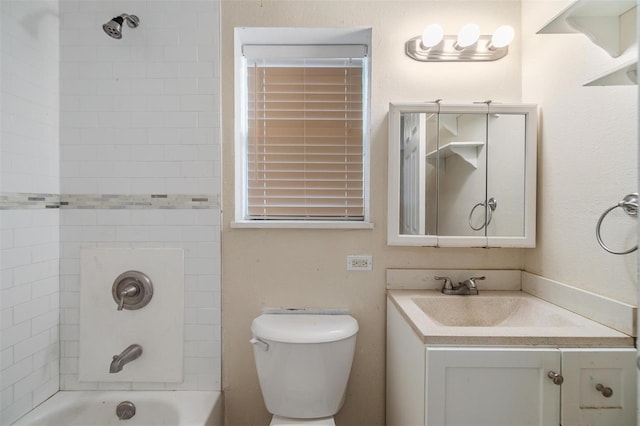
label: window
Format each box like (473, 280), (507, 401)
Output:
(234, 28), (372, 228)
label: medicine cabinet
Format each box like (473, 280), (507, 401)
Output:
(387, 102), (537, 247)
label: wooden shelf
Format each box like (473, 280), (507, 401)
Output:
(426, 141), (484, 168)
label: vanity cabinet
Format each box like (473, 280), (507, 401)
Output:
(386, 301), (637, 426)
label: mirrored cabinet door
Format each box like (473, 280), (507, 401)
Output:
(388, 103), (537, 248)
(487, 112), (527, 238)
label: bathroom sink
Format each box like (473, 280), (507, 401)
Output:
(387, 290), (633, 346)
(412, 294), (578, 327)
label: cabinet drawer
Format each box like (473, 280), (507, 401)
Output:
(561, 348), (636, 426)
(578, 367), (624, 409)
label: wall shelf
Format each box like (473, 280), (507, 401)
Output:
(426, 141), (484, 168)
(584, 60), (637, 86)
(537, 0), (637, 58)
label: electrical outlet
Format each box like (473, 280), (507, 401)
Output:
(347, 255), (372, 271)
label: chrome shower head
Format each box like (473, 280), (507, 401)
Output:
(103, 14), (140, 39)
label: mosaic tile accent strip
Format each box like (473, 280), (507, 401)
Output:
(0, 193), (60, 209)
(1, 193), (219, 210)
(61, 194), (218, 209)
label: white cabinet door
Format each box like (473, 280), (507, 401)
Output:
(386, 300), (426, 426)
(426, 347), (560, 426)
(560, 348), (637, 426)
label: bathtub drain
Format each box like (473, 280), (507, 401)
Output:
(116, 401), (136, 420)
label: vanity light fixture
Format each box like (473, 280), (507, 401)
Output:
(421, 24), (444, 49)
(406, 24), (514, 62)
(454, 23), (480, 50)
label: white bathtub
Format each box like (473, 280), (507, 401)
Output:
(12, 391), (223, 426)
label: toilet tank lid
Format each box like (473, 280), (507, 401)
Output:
(251, 314), (359, 343)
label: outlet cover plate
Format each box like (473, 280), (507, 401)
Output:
(347, 255), (372, 271)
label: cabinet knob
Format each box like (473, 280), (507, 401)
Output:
(547, 371), (564, 385)
(595, 383), (613, 398)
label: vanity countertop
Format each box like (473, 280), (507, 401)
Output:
(388, 290), (634, 347)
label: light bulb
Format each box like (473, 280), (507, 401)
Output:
(455, 23), (480, 49)
(490, 25), (514, 49)
(421, 24), (444, 49)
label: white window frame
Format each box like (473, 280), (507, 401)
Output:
(232, 27), (373, 229)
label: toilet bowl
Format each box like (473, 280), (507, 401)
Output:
(250, 313), (358, 425)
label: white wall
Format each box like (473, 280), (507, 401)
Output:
(0, 1), (60, 424)
(522, 1), (638, 305)
(58, 0), (222, 391)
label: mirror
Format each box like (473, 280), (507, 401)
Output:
(388, 102), (537, 247)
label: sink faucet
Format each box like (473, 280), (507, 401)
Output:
(435, 276), (484, 295)
(110, 344), (143, 373)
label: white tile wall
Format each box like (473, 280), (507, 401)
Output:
(59, 209), (221, 390)
(0, 0), (60, 195)
(1, 0), (61, 424)
(59, 0), (221, 196)
(1, 211), (60, 425)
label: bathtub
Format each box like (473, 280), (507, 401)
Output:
(12, 391), (223, 426)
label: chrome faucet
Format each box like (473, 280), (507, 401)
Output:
(109, 344), (143, 373)
(435, 276), (484, 295)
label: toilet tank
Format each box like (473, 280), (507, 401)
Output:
(251, 314), (359, 419)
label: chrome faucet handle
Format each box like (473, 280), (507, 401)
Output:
(434, 276), (454, 290)
(467, 276), (486, 285)
(117, 284), (140, 311)
(462, 276), (485, 293)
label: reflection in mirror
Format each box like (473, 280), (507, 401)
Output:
(400, 112), (437, 235)
(436, 113), (487, 238)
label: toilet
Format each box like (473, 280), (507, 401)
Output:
(250, 312), (359, 425)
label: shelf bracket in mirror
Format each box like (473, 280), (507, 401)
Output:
(426, 141), (484, 168)
(439, 114), (459, 136)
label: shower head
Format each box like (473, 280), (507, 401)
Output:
(103, 14), (140, 39)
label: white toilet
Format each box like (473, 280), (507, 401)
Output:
(250, 312), (359, 425)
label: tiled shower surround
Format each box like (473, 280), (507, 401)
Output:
(58, 0), (222, 392)
(57, 0), (222, 393)
(1, 0), (222, 423)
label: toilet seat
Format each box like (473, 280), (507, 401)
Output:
(270, 415), (336, 425)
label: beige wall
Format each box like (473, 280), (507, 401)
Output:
(521, 1), (638, 305)
(221, 1), (524, 425)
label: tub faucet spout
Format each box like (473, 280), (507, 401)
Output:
(110, 344), (142, 373)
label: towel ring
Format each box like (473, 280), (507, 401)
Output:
(595, 193), (638, 255)
(469, 197), (497, 231)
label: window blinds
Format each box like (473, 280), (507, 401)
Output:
(245, 52), (365, 221)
